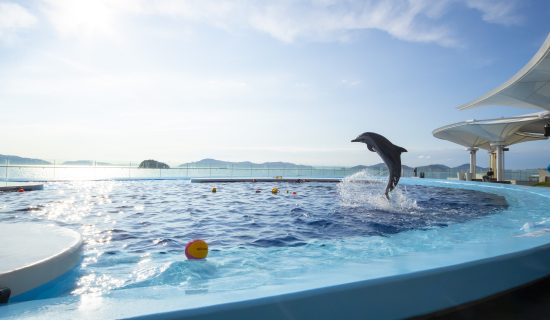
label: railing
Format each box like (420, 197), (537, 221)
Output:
(0, 160), (543, 183)
(404, 167), (541, 182)
(0, 161), (363, 182)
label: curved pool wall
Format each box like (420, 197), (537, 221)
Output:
(1, 178), (549, 319)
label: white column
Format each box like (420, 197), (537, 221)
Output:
(467, 147), (478, 178)
(491, 142), (505, 181)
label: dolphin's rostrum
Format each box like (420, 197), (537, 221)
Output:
(351, 132), (407, 199)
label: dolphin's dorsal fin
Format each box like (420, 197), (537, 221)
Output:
(395, 146), (407, 153)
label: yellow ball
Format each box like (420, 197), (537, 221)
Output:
(211, 187), (217, 193)
(185, 239), (209, 260)
(271, 187), (279, 194)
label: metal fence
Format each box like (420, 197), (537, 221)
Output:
(0, 160), (543, 183)
(0, 162), (360, 182)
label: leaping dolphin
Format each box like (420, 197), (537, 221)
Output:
(351, 132), (407, 199)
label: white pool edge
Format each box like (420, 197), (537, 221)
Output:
(129, 242), (550, 319)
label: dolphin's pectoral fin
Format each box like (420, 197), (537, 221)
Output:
(367, 144), (376, 152)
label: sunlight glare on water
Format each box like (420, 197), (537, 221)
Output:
(0, 179), (517, 302)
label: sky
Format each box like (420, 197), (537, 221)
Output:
(0, 0), (549, 169)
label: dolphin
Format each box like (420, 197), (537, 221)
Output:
(351, 132), (407, 199)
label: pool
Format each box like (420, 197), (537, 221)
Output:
(1, 173), (549, 319)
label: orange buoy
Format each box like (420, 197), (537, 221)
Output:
(17, 188), (25, 193)
(185, 239), (209, 260)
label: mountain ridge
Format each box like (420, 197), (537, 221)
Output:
(0, 154), (51, 165)
(0, 154), (495, 171)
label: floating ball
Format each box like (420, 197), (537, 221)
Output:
(255, 189), (261, 193)
(17, 188), (24, 193)
(271, 187), (279, 194)
(292, 192), (297, 196)
(211, 187), (217, 193)
(185, 239), (208, 260)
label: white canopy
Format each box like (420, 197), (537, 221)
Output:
(433, 111), (549, 181)
(459, 33), (550, 111)
(433, 111), (550, 150)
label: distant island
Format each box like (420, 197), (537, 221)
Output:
(139, 159), (170, 169)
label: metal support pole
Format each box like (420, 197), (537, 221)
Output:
(4, 159), (8, 184)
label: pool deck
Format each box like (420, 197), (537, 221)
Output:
(0, 223), (82, 302)
(415, 275), (550, 319)
(0, 182), (43, 192)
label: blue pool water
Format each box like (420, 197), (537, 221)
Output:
(1, 174), (549, 319)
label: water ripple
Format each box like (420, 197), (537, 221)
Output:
(0, 179), (509, 300)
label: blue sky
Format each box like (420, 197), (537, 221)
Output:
(0, 0), (549, 168)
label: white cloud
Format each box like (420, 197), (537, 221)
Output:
(465, 0), (522, 25)
(40, 0), (119, 38)
(0, 2), (37, 44)
(246, 0), (458, 46)
(340, 79), (361, 87)
(33, 0), (525, 46)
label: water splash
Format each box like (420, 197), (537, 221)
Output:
(337, 170), (418, 212)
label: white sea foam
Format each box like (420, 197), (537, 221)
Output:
(337, 170), (418, 212)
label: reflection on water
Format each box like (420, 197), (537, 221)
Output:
(0, 178), (509, 302)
